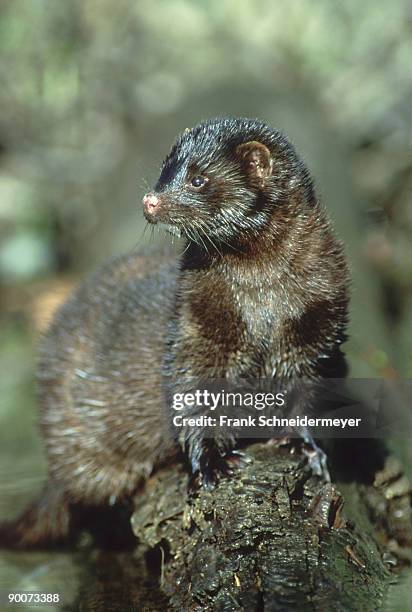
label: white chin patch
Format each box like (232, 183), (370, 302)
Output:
(158, 223), (182, 238)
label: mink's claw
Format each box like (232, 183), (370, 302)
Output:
(224, 450), (252, 469)
(193, 449), (250, 490)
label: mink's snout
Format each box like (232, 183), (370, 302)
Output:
(143, 191), (190, 229)
(143, 192), (161, 222)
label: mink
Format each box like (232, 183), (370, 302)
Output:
(0, 117), (349, 548)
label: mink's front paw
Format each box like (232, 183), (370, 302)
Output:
(191, 449), (251, 490)
(295, 425), (331, 482)
(302, 443), (330, 482)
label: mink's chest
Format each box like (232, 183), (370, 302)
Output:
(169, 274), (288, 377)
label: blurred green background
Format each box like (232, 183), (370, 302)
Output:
(0, 0), (411, 608)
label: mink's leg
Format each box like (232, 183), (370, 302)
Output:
(287, 380), (331, 482)
(298, 426), (331, 482)
(171, 384), (250, 488)
(183, 428), (249, 489)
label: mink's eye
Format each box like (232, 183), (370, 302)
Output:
(190, 175), (208, 189)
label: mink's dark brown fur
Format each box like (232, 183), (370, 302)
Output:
(0, 117), (349, 548)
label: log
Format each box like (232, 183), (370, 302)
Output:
(75, 441), (412, 611)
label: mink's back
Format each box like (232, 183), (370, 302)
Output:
(37, 252), (180, 503)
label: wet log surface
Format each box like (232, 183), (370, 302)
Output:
(76, 441), (412, 611)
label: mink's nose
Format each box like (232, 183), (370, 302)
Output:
(143, 193), (161, 217)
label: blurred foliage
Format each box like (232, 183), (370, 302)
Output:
(0, 0), (411, 598)
(0, 0), (411, 374)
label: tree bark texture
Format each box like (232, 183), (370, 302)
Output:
(74, 441), (412, 611)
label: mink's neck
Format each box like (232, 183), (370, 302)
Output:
(177, 199), (335, 329)
(180, 200), (325, 281)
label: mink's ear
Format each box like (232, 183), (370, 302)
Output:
(235, 141), (273, 185)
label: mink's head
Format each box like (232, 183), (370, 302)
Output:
(143, 117), (315, 250)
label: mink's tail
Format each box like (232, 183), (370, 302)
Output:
(0, 482), (136, 550)
(0, 482), (73, 550)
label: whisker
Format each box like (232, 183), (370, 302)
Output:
(200, 227), (223, 258)
(130, 223), (150, 253)
(216, 233), (244, 255)
(180, 240), (191, 255)
(139, 177), (151, 191)
(187, 226), (204, 251)
(192, 221), (210, 256)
